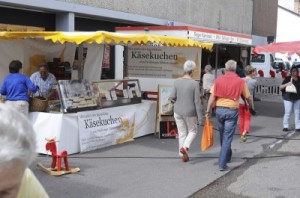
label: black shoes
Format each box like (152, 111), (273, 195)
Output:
(283, 128), (300, 132)
(254, 97), (261, 101)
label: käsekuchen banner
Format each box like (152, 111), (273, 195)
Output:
(126, 46), (202, 79)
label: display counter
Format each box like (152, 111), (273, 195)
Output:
(29, 100), (156, 154)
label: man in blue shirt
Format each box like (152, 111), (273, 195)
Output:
(0, 60), (38, 116)
(30, 65), (57, 99)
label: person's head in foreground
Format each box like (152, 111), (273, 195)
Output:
(0, 104), (36, 198)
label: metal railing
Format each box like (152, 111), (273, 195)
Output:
(255, 77), (283, 95)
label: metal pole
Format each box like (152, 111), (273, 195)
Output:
(78, 44), (83, 80)
(215, 44), (219, 78)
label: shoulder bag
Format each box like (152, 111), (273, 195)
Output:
(285, 78), (297, 93)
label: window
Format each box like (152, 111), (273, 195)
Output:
(270, 54), (274, 66)
(251, 54), (265, 63)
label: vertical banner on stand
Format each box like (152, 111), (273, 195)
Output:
(102, 44), (111, 69)
(77, 106), (136, 153)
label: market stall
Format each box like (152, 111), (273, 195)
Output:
(0, 31), (213, 154)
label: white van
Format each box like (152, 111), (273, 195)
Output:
(251, 52), (277, 77)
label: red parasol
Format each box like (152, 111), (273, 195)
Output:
(253, 41), (300, 55)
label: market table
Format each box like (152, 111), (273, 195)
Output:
(29, 100), (156, 154)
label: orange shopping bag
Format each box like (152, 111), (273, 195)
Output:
(201, 117), (214, 151)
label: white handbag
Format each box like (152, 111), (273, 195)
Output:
(285, 78), (297, 93)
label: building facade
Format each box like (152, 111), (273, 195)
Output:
(0, 0), (278, 78)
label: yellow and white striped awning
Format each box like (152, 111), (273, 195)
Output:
(0, 31), (213, 50)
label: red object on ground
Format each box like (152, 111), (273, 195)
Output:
(46, 139), (69, 171)
(258, 70), (264, 77)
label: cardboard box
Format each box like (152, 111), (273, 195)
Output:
(159, 121), (178, 139)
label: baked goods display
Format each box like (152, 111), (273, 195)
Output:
(57, 79), (142, 112)
(58, 80), (97, 112)
(64, 95), (97, 109)
(92, 79), (142, 109)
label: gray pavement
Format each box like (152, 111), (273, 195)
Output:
(30, 94), (299, 198)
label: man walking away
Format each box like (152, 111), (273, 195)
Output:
(206, 60), (255, 171)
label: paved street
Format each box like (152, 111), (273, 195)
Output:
(30, 94), (299, 198)
(192, 131), (300, 198)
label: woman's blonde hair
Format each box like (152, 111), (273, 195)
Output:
(244, 65), (256, 75)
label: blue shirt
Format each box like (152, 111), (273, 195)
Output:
(30, 72), (57, 98)
(0, 73), (37, 101)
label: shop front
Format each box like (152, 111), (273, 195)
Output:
(0, 31), (212, 154)
(116, 26), (253, 78)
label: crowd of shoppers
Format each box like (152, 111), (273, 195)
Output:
(168, 59), (262, 171)
(2, 57), (298, 176)
(0, 60), (56, 116)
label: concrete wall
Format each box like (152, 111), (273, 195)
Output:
(278, 0), (294, 11)
(277, 6), (300, 42)
(252, 0), (278, 37)
(275, 6), (300, 62)
(57, 0), (253, 34)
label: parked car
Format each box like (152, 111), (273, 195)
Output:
(274, 59), (291, 72)
(292, 61), (300, 66)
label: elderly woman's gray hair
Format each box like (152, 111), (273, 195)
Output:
(0, 104), (36, 166)
(204, 65), (212, 72)
(183, 60), (196, 74)
(225, 60), (237, 71)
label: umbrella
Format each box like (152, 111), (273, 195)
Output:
(253, 41), (300, 55)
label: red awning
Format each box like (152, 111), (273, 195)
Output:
(253, 41), (300, 55)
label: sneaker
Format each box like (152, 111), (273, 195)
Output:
(219, 165), (229, 171)
(283, 128), (289, 132)
(180, 147), (189, 162)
